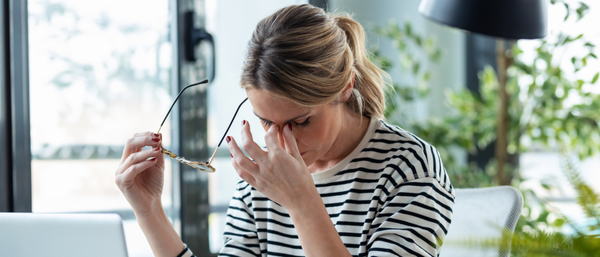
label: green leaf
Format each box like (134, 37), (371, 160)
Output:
(414, 35), (422, 46)
(591, 72), (599, 84)
(576, 2), (590, 21)
(589, 53), (598, 59)
(584, 42), (596, 48)
(412, 62), (420, 75)
(430, 49), (442, 62)
(576, 79), (585, 90)
(422, 71), (431, 82)
(541, 182), (552, 190)
(425, 37), (434, 47)
(553, 218), (565, 227)
(404, 22), (412, 37)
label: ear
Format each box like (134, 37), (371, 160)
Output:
(340, 71), (356, 102)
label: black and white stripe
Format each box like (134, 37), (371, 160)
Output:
(186, 117), (454, 257)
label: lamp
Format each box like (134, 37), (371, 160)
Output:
(419, 0), (548, 39)
(418, 0), (548, 185)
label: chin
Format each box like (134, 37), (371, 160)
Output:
(300, 153), (314, 167)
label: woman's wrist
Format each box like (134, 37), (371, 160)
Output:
(134, 202), (186, 257)
(285, 186), (322, 216)
(287, 190), (352, 257)
(132, 199), (165, 221)
(135, 204), (166, 226)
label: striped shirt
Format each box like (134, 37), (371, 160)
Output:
(182, 117), (454, 257)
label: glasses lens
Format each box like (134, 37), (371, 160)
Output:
(161, 147), (216, 173)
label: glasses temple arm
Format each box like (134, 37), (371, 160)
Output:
(157, 79), (209, 134)
(208, 97), (248, 166)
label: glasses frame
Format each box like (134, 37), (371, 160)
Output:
(157, 79), (248, 172)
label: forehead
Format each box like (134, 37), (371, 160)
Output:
(246, 88), (312, 121)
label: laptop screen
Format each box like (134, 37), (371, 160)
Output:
(0, 212), (129, 257)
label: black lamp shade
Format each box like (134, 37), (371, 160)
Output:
(419, 0), (548, 39)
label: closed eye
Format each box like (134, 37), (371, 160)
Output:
(259, 117), (311, 128)
(295, 117), (311, 128)
(260, 119), (275, 127)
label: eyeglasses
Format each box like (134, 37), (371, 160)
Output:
(157, 79), (248, 173)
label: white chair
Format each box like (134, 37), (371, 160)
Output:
(440, 186), (524, 257)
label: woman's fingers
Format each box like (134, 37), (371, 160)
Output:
(117, 146), (162, 176)
(227, 136), (260, 175)
(264, 124), (284, 154)
(282, 124), (302, 160)
(121, 132), (162, 164)
(240, 121), (266, 163)
(231, 158), (256, 186)
(115, 155), (159, 190)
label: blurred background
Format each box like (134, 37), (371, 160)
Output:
(0, 0), (598, 256)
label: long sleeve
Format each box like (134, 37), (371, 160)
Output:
(366, 177), (454, 257)
(219, 181), (261, 256)
(176, 245), (195, 257)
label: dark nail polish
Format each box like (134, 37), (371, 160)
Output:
(226, 136), (231, 143)
(242, 120), (247, 125)
(148, 157), (156, 161)
(287, 123), (292, 131)
(230, 153), (233, 158)
(154, 146), (161, 151)
(152, 138), (160, 142)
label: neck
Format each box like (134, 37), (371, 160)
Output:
(308, 107), (370, 173)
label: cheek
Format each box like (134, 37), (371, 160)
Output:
(298, 123), (332, 148)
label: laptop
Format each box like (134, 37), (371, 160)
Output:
(0, 212), (129, 257)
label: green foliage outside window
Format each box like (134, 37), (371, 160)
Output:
(371, 0), (600, 255)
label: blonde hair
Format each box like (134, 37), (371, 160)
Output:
(241, 4), (390, 119)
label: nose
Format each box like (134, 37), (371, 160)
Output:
(278, 123), (287, 149)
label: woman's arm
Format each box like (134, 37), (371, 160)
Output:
(287, 188), (352, 257)
(135, 204), (187, 257)
(114, 132), (187, 257)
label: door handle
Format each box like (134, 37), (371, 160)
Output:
(183, 10), (215, 82)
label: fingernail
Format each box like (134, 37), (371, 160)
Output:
(152, 137), (160, 142)
(226, 136), (231, 143)
(242, 120), (247, 126)
(148, 157), (156, 161)
(230, 153), (233, 158)
(154, 146), (161, 151)
(153, 133), (159, 137)
(287, 123), (292, 131)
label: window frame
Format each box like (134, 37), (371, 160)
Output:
(1, 0), (32, 213)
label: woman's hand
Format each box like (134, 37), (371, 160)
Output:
(115, 132), (165, 216)
(227, 121), (318, 213)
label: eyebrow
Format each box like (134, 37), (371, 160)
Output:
(253, 111), (311, 124)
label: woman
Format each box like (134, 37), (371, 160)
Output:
(115, 4), (454, 257)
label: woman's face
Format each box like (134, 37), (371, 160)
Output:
(246, 88), (344, 168)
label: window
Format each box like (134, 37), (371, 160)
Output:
(28, 1), (173, 256)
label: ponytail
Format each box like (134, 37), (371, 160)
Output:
(333, 14), (390, 118)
